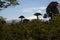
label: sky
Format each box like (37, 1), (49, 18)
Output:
(0, 0), (60, 20)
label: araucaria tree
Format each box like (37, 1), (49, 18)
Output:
(19, 15), (25, 22)
(34, 13), (41, 20)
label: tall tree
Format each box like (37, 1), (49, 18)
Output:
(19, 15), (25, 22)
(46, 1), (59, 19)
(34, 13), (41, 20)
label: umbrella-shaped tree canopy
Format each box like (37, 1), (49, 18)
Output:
(34, 13), (41, 16)
(19, 15), (25, 22)
(19, 16), (25, 18)
(34, 13), (42, 20)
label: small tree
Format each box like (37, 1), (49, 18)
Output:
(43, 14), (47, 18)
(34, 13), (41, 20)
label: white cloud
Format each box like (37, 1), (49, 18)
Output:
(39, 7), (46, 10)
(27, 15), (43, 20)
(27, 16), (37, 19)
(22, 8), (34, 13)
(26, 15), (50, 21)
(36, 10), (41, 13)
(21, 6), (46, 20)
(22, 6), (46, 13)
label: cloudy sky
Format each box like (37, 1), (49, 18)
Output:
(0, 0), (60, 20)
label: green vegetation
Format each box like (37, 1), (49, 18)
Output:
(0, 13), (60, 40)
(0, 0), (19, 10)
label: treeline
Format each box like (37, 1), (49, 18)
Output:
(0, 14), (60, 40)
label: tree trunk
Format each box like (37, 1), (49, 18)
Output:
(37, 16), (38, 21)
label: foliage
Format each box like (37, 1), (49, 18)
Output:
(46, 1), (59, 19)
(0, 0), (19, 10)
(0, 14), (60, 40)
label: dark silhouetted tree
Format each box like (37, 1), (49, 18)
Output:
(43, 14), (48, 18)
(34, 13), (41, 20)
(46, 1), (59, 19)
(19, 15), (25, 22)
